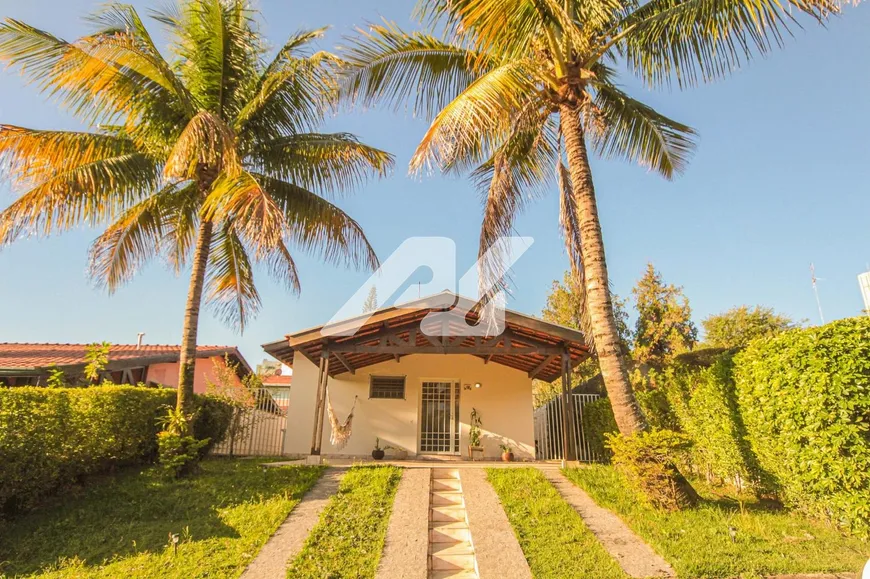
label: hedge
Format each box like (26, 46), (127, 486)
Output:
(734, 317), (870, 536)
(581, 398), (618, 461)
(0, 386), (232, 515)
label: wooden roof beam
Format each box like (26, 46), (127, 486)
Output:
(528, 354), (558, 379)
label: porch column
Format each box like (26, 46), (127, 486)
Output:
(309, 353), (329, 455)
(560, 348), (578, 463)
(313, 352), (331, 455)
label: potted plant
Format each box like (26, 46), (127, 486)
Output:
(468, 408), (484, 460)
(371, 438), (385, 460)
(500, 444), (514, 462)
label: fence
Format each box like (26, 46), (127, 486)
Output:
(212, 387), (290, 457)
(534, 393), (601, 462)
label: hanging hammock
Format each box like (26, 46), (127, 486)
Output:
(326, 388), (358, 450)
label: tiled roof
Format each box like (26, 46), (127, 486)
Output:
(263, 374), (292, 386)
(0, 343), (243, 371)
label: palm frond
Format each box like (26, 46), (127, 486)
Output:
(339, 21), (485, 120)
(588, 82), (696, 178)
(253, 173), (379, 272)
(88, 181), (193, 290)
(248, 132), (393, 196)
(164, 111), (241, 180)
(205, 222), (261, 332)
(409, 59), (540, 175)
(616, 0), (841, 88)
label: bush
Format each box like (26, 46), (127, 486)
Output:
(581, 398), (618, 461)
(192, 394), (234, 457)
(0, 386), (232, 515)
(734, 317), (870, 536)
(607, 429), (699, 511)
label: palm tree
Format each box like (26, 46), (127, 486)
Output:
(340, 0), (841, 436)
(0, 0), (392, 428)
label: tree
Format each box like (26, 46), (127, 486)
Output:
(362, 286), (378, 313)
(536, 272), (632, 406)
(0, 0), (391, 430)
(702, 305), (794, 348)
(632, 264), (697, 367)
(340, 0), (841, 435)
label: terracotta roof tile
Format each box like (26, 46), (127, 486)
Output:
(0, 343), (241, 371)
(263, 374), (292, 386)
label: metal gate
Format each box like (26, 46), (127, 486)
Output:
(212, 387), (290, 456)
(534, 393), (601, 462)
(419, 381), (460, 454)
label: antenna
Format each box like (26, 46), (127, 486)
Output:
(810, 263), (825, 325)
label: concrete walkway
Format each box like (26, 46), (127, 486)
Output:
(241, 469), (344, 579)
(377, 468), (431, 579)
(542, 470), (674, 578)
(462, 469), (533, 579)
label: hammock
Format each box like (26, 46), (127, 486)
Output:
(326, 388), (358, 450)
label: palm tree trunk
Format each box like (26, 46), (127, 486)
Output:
(176, 219), (214, 418)
(559, 102), (646, 435)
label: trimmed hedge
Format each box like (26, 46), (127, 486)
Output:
(734, 317), (870, 536)
(0, 386), (232, 515)
(581, 398), (618, 461)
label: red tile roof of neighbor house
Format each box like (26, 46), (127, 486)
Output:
(263, 374), (292, 386)
(0, 343), (251, 373)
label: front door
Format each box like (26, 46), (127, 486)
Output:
(419, 381), (460, 454)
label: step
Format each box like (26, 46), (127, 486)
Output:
(430, 553), (476, 571)
(432, 478), (462, 491)
(430, 522), (472, 543)
(431, 491), (464, 506)
(430, 506), (467, 522)
(432, 468), (460, 480)
(430, 571), (478, 579)
(430, 542), (474, 556)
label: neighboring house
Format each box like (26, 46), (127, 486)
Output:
(263, 292), (590, 461)
(0, 343), (251, 392)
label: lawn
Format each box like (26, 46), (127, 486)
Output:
(287, 465), (402, 579)
(0, 458), (323, 578)
(564, 465), (870, 578)
(486, 468), (627, 579)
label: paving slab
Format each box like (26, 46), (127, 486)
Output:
(461, 468), (532, 579)
(241, 469), (343, 579)
(542, 469), (674, 578)
(377, 468), (430, 579)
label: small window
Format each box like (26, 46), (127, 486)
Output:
(370, 375), (406, 399)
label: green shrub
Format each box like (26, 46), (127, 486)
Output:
(734, 317), (870, 536)
(661, 355), (766, 492)
(607, 429), (699, 511)
(192, 394), (234, 457)
(580, 398), (618, 461)
(0, 386), (232, 515)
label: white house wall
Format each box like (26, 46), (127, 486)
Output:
(282, 354), (536, 460)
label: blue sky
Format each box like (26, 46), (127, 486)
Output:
(1, 0), (868, 366)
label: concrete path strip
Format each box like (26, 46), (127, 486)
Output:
(241, 468), (344, 579)
(542, 469), (675, 578)
(461, 468), (533, 579)
(376, 468), (430, 579)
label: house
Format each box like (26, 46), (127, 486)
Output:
(262, 292), (590, 461)
(0, 343), (251, 391)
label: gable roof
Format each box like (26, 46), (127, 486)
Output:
(0, 343), (252, 375)
(263, 291), (590, 382)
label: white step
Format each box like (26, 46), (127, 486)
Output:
(430, 553), (476, 571)
(432, 478), (462, 491)
(431, 506), (466, 522)
(431, 491), (463, 506)
(431, 542), (474, 556)
(430, 522), (472, 543)
(430, 571), (478, 579)
(432, 468), (460, 480)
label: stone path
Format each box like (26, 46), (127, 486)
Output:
(461, 468), (533, 579)
(542, 469), (675, 578)
(427, 468), (479, 579)
(377, 468), (431, 579)
(240, 469), (344, 579)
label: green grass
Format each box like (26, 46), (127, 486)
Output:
(564, 465), (870, 578)
(0, 458), (323, 578)
(486, 468), (627, 579)
(287, 465), (402, 579)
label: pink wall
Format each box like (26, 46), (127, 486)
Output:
(146, 356), (244, 394)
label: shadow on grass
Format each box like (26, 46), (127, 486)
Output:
(0, 458), (319, 577)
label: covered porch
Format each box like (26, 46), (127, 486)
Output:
(263, 292), (591, 463)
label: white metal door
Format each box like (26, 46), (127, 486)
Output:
(420, 381), (460, 454)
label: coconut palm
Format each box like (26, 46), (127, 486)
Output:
(0, 0), (392, 426)
(340, 0), (841, 436)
